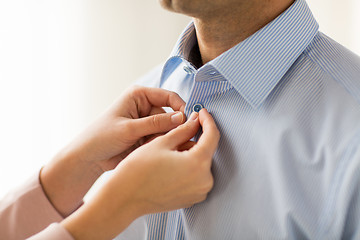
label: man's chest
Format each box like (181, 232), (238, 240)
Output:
(119, 63), (360, 240)
(157, 66), (360, 239)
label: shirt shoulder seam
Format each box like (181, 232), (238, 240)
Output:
(302, 33), (360, 106)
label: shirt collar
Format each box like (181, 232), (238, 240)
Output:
(164, 0), (319, 108)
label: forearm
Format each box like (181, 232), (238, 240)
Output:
(60, 168), (143, 240)
(61, 198), (138, 240)
(58, 109), (217, 239)
(40, 148), (103, 217)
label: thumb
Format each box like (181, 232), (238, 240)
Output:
(131, 111), (185, 137)
(160, 112), (200, 149)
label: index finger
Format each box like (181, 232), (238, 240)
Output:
(190, 109), (220, 158)
(135, 86), (186, 114)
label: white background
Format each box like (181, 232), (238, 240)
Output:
(0, 0), (359, 199)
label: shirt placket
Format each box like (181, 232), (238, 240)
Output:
(184, 66), (231, 119)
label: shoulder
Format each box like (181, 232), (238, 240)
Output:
(134, 63), (164, 88)
(304, 32), (360, 104)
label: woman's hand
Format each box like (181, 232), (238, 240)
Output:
(61, 85), (187, 172)
(40, 86), (186, 217)
(61, 109), (220, 240)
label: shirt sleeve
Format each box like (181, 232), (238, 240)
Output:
(0, 171), (66, 240)
(26, 223), (74, 240)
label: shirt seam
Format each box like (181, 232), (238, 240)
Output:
(303, 36), (360, 107)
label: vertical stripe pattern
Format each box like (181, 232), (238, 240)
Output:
(115, 0), (360, 239)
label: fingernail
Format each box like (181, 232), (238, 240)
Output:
(171, 112), (184, 124)
(189, 112), (198, 121)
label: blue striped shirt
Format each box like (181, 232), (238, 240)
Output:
(116, 0), (360, 239)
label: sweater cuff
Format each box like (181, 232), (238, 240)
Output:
(0, 171), (64, 239)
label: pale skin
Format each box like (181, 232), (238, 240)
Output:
(61, 109), (219, 240)
(41, 86), (188, 216)
(40, 86), (220, 239)
(158, 0), (295, 64)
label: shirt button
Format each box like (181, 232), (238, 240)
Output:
(183, 65), (195, 74)
(192, 103), (204, 113)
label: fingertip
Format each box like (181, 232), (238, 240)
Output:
(199, 108), (210, 118)
(199, 108), (208, 114)
(168, 91), (186, 111)
(188, 111), (199, 122)
(161, 113), (201, 149)
(180, 104), (186, 114)
(171, 111), (185, 125)
(196, 108), (221, 148)
(198, 108), (213, 126)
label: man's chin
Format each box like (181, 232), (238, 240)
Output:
(158, 0), (174, 11)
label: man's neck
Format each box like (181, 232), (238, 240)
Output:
(193, 0), (295, 65)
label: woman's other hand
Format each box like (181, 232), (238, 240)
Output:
(40, 86), (186, 217)
(62, 109), (220, 240)
(60, 85), (186, 172)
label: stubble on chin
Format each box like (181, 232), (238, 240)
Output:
(158, 0), (173, 11)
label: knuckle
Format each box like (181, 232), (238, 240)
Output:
(189, 162), (213, 193)
(198, 174), (214, 194)
(206, 175), (214, 192)
(192, 148), (210, 162)
(168, 91), (183, 106)
(214, 127), (220, 139)
(131, 85), (144, 92)
(194, 194), (207, 204)
(130, 85), (145, 97)
(169, 91), (181, 100)
(151, 114), (162, 129)
(200, 157), (210, 171)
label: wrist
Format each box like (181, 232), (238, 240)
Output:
(61, 174), (142, 240)
(41, 149), (103, 217)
